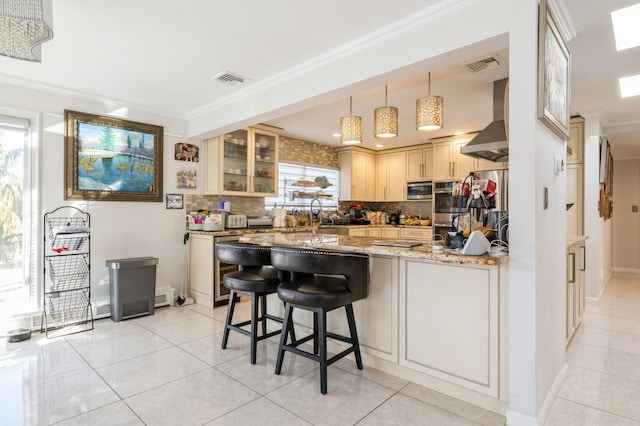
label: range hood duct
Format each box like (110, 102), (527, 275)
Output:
(461, 78), (509, 162)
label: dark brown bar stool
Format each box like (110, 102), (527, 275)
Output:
(215, 241), (291, 364)
(270, 246), (370, 394)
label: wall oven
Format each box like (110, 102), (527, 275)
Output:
(406, 181), (433, 200)
(433, 181), (459, 240)
(213, 234), (241, 306)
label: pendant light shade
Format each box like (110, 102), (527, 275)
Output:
(340, 96), (363, 145)
(374, 85), (398, 138)
(0, 0), (54, 62)
(416, 72), (443, 131)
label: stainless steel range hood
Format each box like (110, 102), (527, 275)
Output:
(461, 78), (509, 162)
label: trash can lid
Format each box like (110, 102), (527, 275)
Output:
(105, 256), (159, 269)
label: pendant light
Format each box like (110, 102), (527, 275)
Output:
(0, 0), (54, 62)
(416, 72), (443, 131)
(374, 85), (398, 138)
(340, 96), (363, 145)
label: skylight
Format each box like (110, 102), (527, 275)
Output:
(611, 3), (640, 51)
(619, 75), (640, 98)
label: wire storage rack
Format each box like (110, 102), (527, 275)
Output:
(42, 206), (94, 338)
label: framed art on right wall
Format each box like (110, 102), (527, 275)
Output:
(537, 0), (571, 140)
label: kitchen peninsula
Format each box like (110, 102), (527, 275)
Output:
(240, 232), (509, 414)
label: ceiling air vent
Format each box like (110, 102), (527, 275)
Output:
(211, 71), (249, 87)
(465, 55), (504, 73)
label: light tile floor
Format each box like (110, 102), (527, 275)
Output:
(3, 272), (639, 425)
(544, 272), (640, 425)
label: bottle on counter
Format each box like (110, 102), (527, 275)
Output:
(399, 211), (406, 225)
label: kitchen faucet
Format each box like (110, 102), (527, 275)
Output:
(309, 198), (322, 228)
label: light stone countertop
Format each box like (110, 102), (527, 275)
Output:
(239, 232), (508, 266)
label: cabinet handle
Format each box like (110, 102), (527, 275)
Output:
(580, 246), (586, 271)
(568, 252), (576, 283)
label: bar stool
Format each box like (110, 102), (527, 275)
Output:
(270, 246), (370, 394)
(215, 241), (290, 364)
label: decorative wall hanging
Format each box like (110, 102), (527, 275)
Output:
(175, 142), (199, 162)
(537, 0), (571, 140)
(64, 110), (163, 202)
(176, 169), (196, 189)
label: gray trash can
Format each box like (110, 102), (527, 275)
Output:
(106, 257), (158, 322)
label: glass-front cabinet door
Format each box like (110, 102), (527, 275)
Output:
(251, 129), (277, 196)
(206, 126), (279, 196)
(222, 129), (249, 193)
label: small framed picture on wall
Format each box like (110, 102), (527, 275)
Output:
(165, 193), (183, 209)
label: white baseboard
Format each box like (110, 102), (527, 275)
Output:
(612, 267), (640, 274)
(506, 363), (568, 426)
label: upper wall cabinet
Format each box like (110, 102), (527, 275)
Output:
(205, 126), (280, 197)
(376, 151), (406, 201)
(406, 147), (434, 181)
(433, 135), (475, 181)
(338, 147), (376, 201)
(567, 116), (584, 164)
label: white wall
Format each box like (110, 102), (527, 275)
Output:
(1, 82), (192, 300)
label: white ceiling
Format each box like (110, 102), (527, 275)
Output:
(1, 0), (639, 157)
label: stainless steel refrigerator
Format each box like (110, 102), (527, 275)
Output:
(473, 169), (508, 242)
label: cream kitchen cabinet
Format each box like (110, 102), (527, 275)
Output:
(433, 135), (475, 181)
(376, 151), (406, 201)
(566, 239), (586, 345)
(188, 233), (214, 308)
(567, 116), (584, 164)
(399, 227), (432, 241)
(474, 157), (508, 172)
(399, 258), (504, 397)
(381, 227), (400, 239)
(349, 227), (381, 237)
(338, 148), (376, 201)
(406, 147), (434, 181)
(205, 126), (279, 196)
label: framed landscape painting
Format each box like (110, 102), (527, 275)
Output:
(64, 110), (163, 201)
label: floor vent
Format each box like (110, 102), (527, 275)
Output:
(465, 55), (504, 73)
(154, 286), (175, 308)
(212, 71), (249, 86)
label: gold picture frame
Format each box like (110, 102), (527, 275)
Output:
(537, 0), (571, 140)
(64, 110), (163, 201)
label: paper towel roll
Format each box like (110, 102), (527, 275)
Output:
(272, 208), (286, 228)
